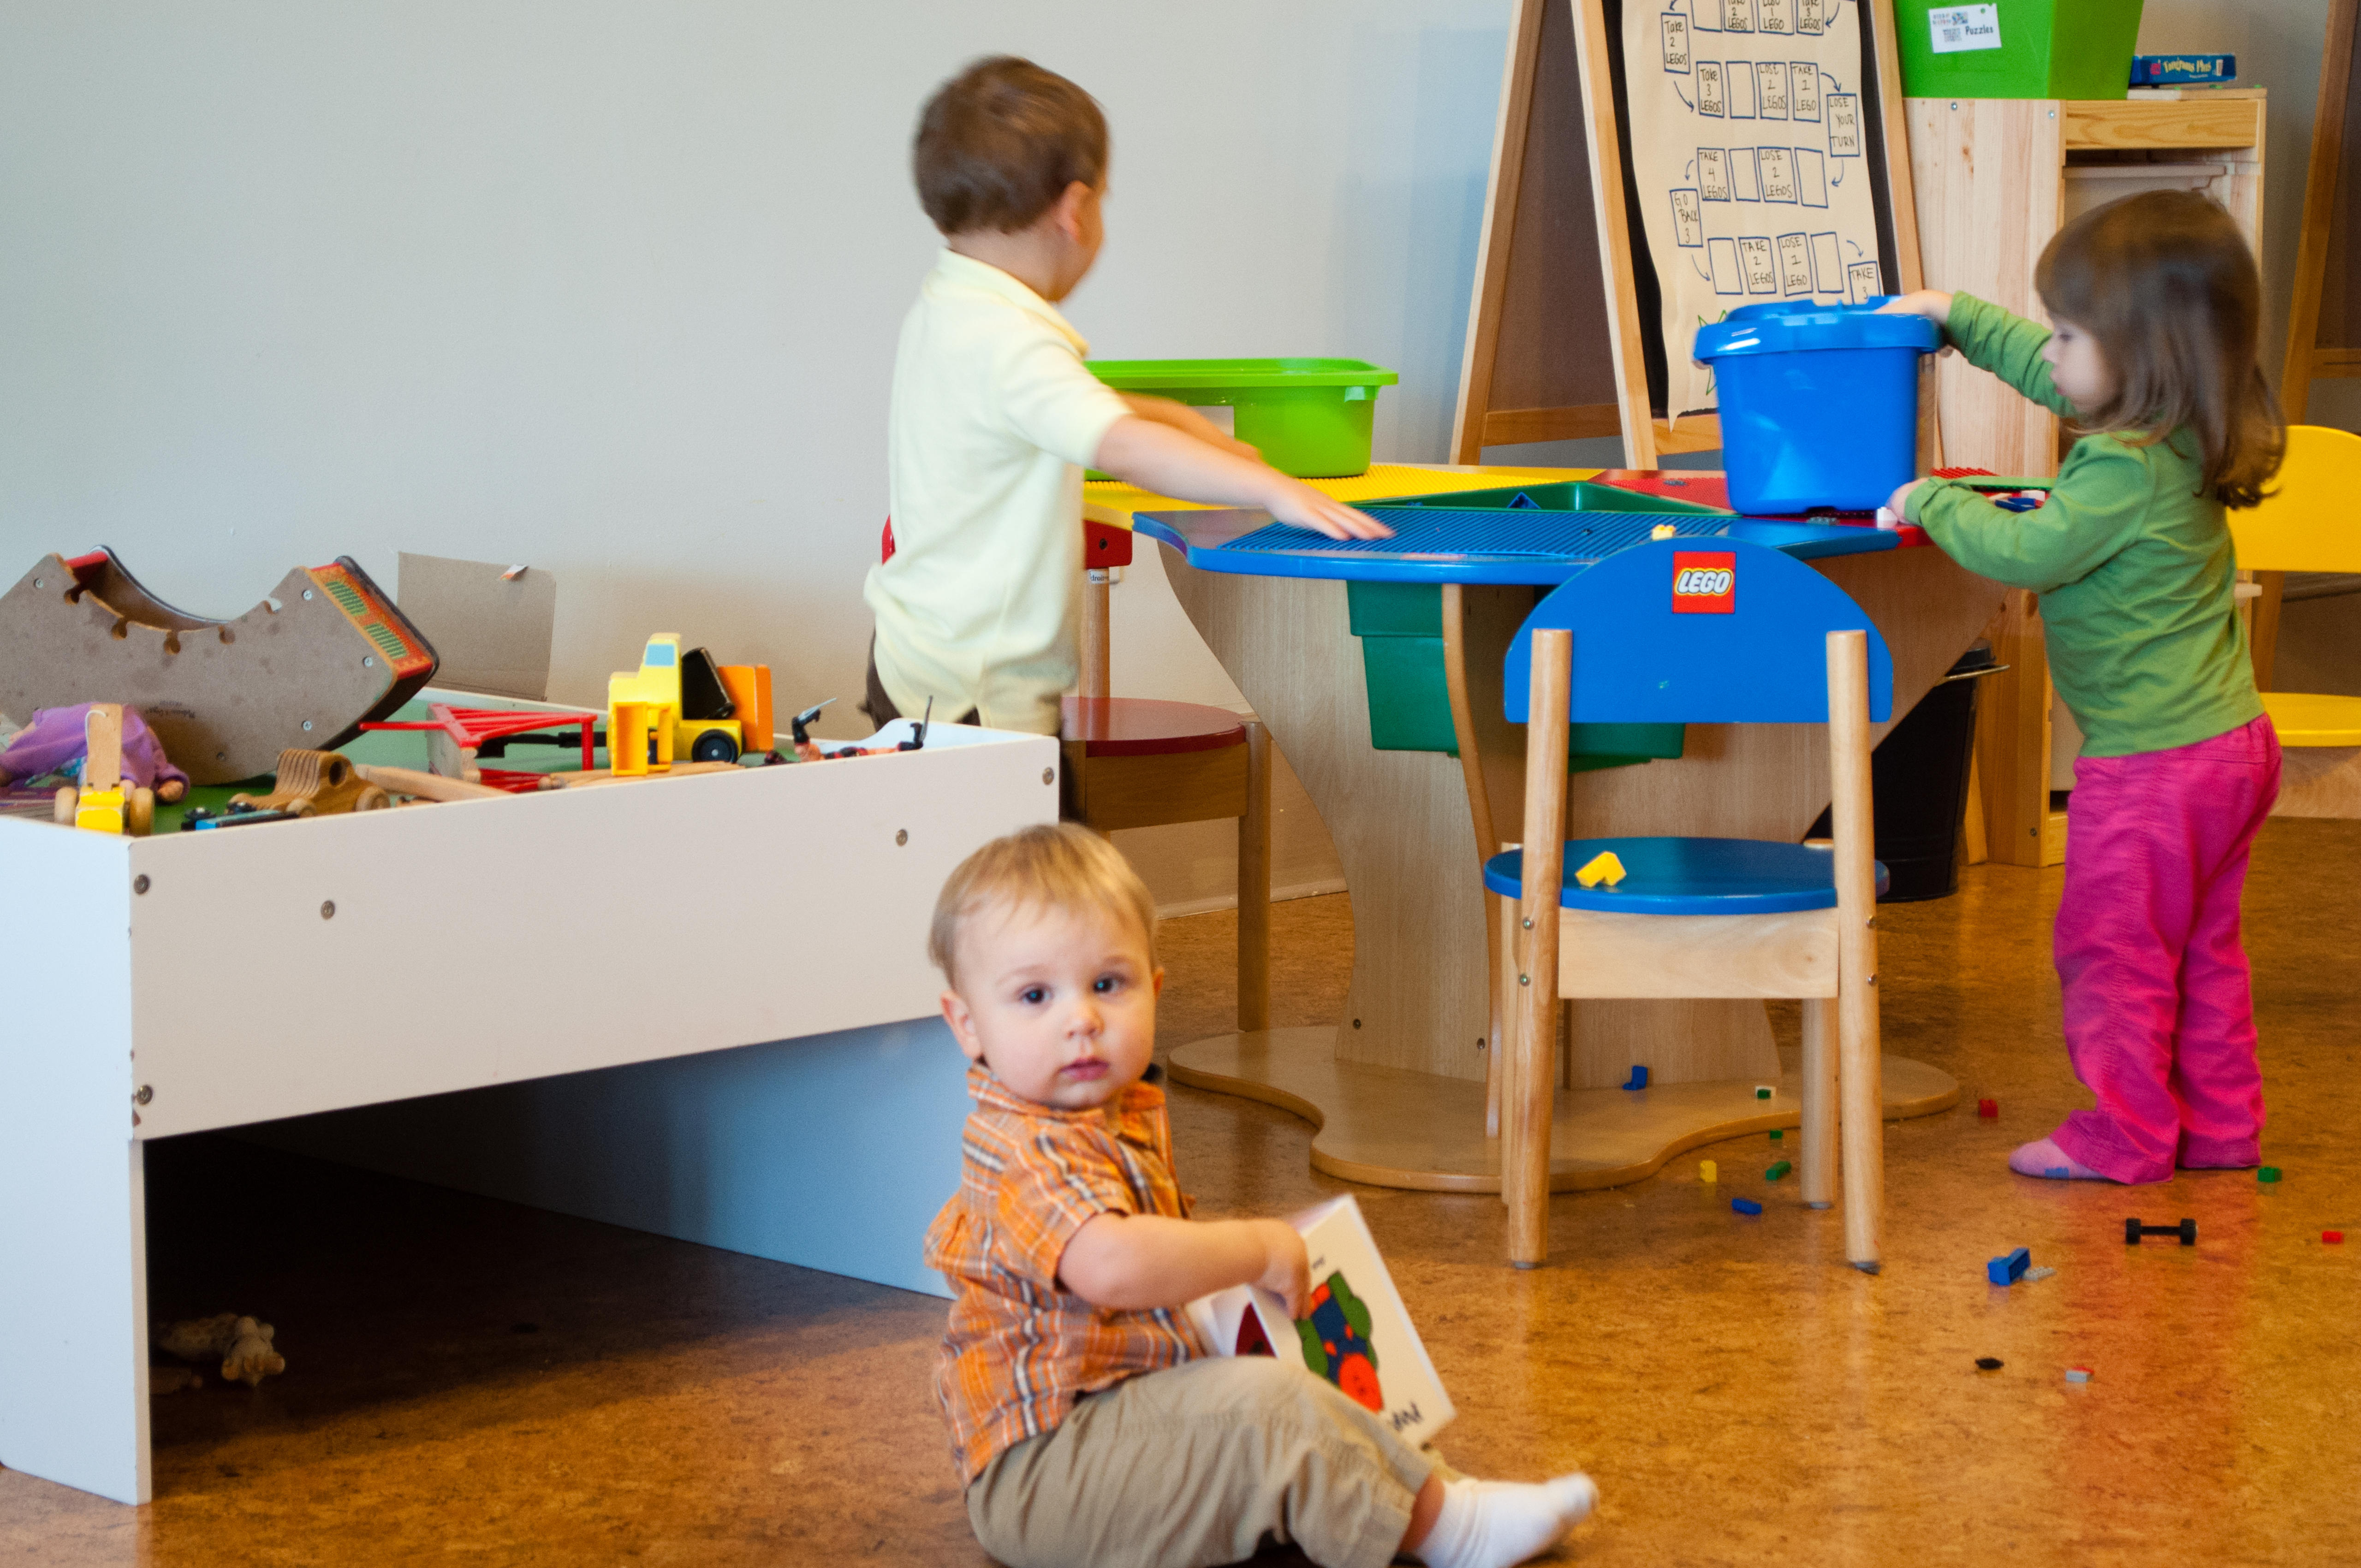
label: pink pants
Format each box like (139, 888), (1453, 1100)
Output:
(2050, 714), (2280, 1183)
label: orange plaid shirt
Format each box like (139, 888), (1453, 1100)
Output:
(923, 1062), (1205, 1481)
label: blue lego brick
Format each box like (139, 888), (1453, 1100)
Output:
(1986, 1246), (2031, 1286)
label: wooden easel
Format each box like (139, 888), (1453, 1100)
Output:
(1452, 0), (1928, 466)
(2268, 0), (2361, 688)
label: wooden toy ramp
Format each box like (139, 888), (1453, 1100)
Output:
(0, 549), (437, 784)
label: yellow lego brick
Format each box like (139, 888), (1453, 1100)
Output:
(1575, 850), (1626, 889)
(74, 785), (126, 835)
(1699, 1159), (1718, 1183)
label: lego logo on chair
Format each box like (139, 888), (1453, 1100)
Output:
(1671, 552), (1736, 614)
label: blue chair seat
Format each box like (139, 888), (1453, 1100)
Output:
(1483, 836), (1891, 915)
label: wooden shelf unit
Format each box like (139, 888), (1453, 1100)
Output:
(1907, 90), (2266, 867)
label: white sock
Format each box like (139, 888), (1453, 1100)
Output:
(1414, 1472), (1599, 1568)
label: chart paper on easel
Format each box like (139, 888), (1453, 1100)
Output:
(1631, 0), (1885, 421)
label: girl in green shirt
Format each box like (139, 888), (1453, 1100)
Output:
(1881, 190), (2284, 1186)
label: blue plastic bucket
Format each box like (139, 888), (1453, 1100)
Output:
(1695, 299), (1938, 514)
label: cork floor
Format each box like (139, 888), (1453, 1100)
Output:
(6, 818), (2360, 1566)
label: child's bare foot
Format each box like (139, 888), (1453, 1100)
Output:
(2009, 1137), (2106, 1180)
(1414, 1472), (1598, 1568)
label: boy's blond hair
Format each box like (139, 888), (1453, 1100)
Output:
(930, 824), (1156, 986)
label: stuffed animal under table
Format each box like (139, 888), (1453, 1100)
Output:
(152, 1313), (287, 1389)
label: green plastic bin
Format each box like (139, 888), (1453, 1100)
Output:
(1342, 481), (1722, 767)
(1897, 1), (2144, 101)
(1085, 358), (1398, 479)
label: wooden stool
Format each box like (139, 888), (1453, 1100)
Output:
(1065, 522), (1273, 1032)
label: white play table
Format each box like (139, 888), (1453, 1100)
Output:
(0, 716), (1059, 1504)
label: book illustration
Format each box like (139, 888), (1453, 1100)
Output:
(1182, 1194), (1456, 1448)
(1295, 1273), (1385, 1413)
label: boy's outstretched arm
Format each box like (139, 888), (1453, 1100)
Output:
(1094, 416), (1394, 541)
(1118, 394), (1263, 463)
(1058, 1212), (1310, 1316)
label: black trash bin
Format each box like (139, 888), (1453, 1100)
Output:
(1809, 645), (2004, 902)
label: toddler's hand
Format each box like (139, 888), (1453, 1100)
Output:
(1253, 1219), (1311, 1318)
(1269, 481), (1393, 541)
(1885, 477), (1926, 519)
(1877, 289), (1953, 325)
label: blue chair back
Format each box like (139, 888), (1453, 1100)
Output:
(1504, 537), (1893, 725)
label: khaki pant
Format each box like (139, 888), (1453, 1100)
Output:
(966, 1357), (1433, 1568)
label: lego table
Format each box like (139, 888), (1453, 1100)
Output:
(1088, 465), (1999, 1194)
(0, 711), (1060, 1505)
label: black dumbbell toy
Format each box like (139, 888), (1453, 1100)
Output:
(2125, 1217), (2196, 1246)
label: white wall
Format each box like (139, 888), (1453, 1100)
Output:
(0, 0), (1510, 732)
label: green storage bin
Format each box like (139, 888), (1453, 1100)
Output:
(1897, 1), (2144, 101)
(1346, 582), (1684, 770)
(1086, 358), (1398, 479)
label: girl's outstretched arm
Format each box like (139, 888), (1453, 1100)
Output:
(1902, 438), (2155, 592)
(1883, 291), (2078, 419)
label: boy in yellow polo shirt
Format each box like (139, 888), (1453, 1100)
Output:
(863, 56), (1389, 736)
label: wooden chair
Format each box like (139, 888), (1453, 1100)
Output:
(1490, 538), (1893, 1271)
(1064, 521), (1273, 1032)
(2230, 425), (2361, 819)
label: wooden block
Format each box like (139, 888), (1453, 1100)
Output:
(1555, 907), (1838, 999)
(353, 765), (510, 803)
(82, 704), (123, 792)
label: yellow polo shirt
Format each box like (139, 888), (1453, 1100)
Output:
(865, 250), (1132, 735)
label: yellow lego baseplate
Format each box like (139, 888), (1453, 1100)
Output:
(1082, 464), (1601, 529)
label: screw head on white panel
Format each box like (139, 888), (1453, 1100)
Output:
(303, 588), (314, 600)
(321, 900), (336, 919)
(1043, 768), (1055, 785)
(134, 874), (150, 894)
(896, 829), (909, 846)
(302, 720), (314, 732)
(135, 1086), (153, 1105)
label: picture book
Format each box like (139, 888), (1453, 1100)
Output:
(1182, 1194), (1456, 1448)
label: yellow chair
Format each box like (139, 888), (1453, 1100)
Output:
(2230, 425), (2361, 815)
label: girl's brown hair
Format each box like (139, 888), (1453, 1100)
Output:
(2035, 189), (2284, 508)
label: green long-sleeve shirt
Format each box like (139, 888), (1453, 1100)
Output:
(1903, 293), (2261, 758)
